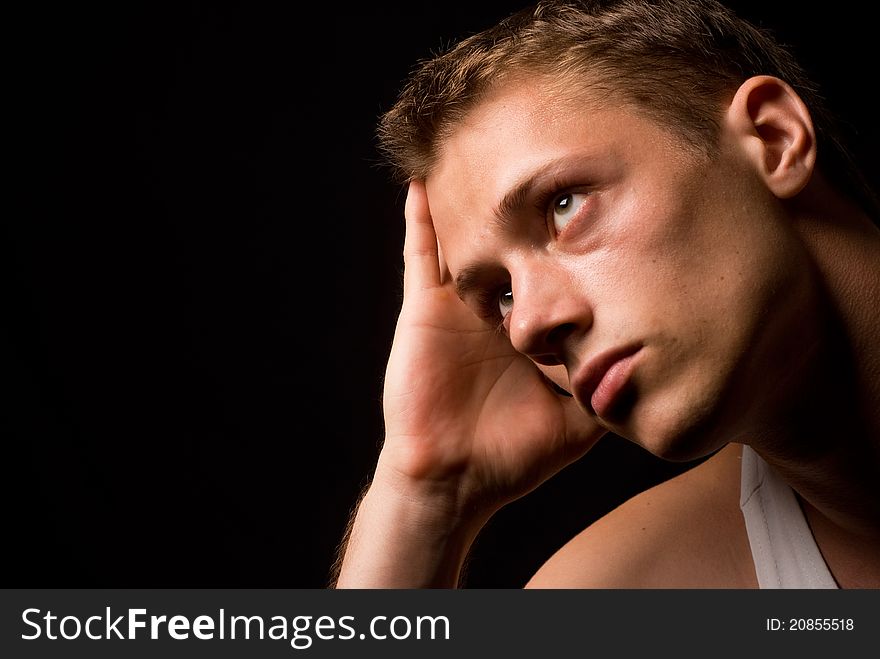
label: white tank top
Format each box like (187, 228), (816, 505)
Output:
(739, 444), (838, 588)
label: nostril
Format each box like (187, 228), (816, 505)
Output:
(546, 322), (577, 347)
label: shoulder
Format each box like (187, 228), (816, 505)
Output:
(525, 443), (758, 588)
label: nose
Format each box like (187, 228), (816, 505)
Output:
(507, 264), (592, 366)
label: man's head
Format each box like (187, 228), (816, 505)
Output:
(378, 0), (875, 460)
(379, 0), (874, 215)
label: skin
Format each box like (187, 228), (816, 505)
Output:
(335, 73), (880, 588)
(428, 77), (820, 459)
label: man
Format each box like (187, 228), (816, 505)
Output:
(333, 0), (880, 588)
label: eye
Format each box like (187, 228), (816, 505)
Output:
(472, 282), (514, 327)
(498, 287), (514, 318)
(551, 192), (589, 233)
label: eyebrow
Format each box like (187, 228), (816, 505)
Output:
(456, 154), (597, 303)
(491, 154), (597, 229)
(493, 176), (534, 228)
(492, 161), (558, 228)
(453, 170), (554, 303)
(454, 264), (487, 304)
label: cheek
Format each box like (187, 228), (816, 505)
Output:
(580, 185), (798, 347)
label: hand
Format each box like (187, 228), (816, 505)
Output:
(333, 180), (605, 587)
(378, 181), (605, 518)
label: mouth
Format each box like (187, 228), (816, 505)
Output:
(571, 344), (643, 418)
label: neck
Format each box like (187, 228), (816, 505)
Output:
(750, 186), (880, 538)
(746, 186), (880, 588)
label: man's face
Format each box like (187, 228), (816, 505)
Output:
(425, 79), (818, 460)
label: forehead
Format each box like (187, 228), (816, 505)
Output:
(428, 81), (594, 212)
(424, 78), (676, 267)
(433, 78), (606, 188)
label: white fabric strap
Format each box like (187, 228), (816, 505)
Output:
(739, 444), (838, 589)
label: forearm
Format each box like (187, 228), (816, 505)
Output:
(332, 461), (487, 588)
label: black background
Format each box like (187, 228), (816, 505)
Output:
(6, 1), (878, 588)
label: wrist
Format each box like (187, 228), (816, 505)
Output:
(334, 457), (491, 588)
(372, 446), (496, 532)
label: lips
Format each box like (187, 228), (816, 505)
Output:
(571, 344), (643, 418)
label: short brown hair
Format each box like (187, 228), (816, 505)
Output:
(378, 0), (876, 217)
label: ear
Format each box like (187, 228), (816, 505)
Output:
(725, 75), (817, 199)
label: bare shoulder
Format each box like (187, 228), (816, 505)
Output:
(526, 443), (758, 588)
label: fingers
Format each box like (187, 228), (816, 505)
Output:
(403, 180), (442, 295)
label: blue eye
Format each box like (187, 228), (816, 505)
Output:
(552, 192), (589, 232)
(498, 288), (514, 317)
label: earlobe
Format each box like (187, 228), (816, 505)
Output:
(726, 75), (817, 199)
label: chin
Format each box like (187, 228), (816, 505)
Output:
(611, 390), (733, 463)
